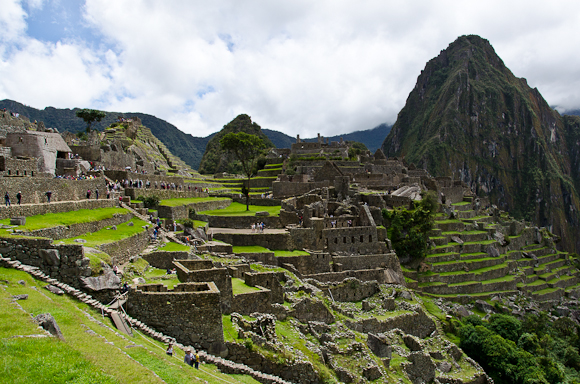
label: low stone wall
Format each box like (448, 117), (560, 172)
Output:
(98, 228), (152, 265)
(196, 215), (282, 229)
(158, 199), (231, 220)
(0, 237), (90, 289)
(332, 253), (396, 271)
(104, 170), (185, 186)
(236, 252), (277, 266)
(213, 232), (292, 251)
(230, 289), (273, 315)
(24, 213), (133, 240)
(224, 342), (320, 384)
(125, 188), (208, 200)
(0, 198), (117, 220)
(126, 282), (223, 350)
(0, 177), (107, 205)
(324, 226), (386, 255)
(232, 197), (281, 206)
(142, 251), (191, 270)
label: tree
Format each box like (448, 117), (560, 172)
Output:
(76, 109), (106, 133)
(220, 132), (266, 210)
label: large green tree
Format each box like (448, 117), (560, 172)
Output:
(220, 132), (266, 210)
(76, 109), (106, 133)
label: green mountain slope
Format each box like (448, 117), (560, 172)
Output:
(381, 35), (580, 253)
(198, 114), (275, 174)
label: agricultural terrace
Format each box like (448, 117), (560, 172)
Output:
(158, 197), (231, 207)
(198, 202), (281, 216)
(0, 208), (129, 232)
(61, 217), (149, 247)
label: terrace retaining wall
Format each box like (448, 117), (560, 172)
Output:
(158, 199), (231, 220)
(24, 212), (133, 240)
(98, 227), (152, 265)
(0, 198), (117, 220)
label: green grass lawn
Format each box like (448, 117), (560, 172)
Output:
(0, 267), (260, 384)
(232, 245), (271, 253)
(232, 277), (261, 294)
(274, 250), (310, 257)
(155, 242), (191, 252)
(159, 197), (231, 207)
(60, 217), (149, 246)
(198, 202), (281, 217)
(0, 207), (129, 231)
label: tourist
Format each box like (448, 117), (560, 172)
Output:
(46, 190), (52, 203)
(16, 191), (21, 205)
(86, 189), (91, 199)
(166, 343), (173, 356)
(113, 265), (118, 275)
(4, 192), (9, 206)
(184, 349), (194, 366)
(194, 350), (200, 369)
(173, 221), (177, 232)
(120, 282), (129, 294)
(95, 188), (99, 199)
(106, 189), (110, 199)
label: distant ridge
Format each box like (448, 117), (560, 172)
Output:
(0, 99), (391, 169)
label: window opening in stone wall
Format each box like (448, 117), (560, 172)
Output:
(369, 235), (372, 242)
(16, 170), (18, 175)
(325, 238), (328, 246)
(334, 238), (337, 244)
(23, 171), (26, 175)
(7, 170), (10, 175)
(343, 237), (346, 243)
(31, 171), (33, 176)
(360, 235), (364, 243)
(351, 236), (355, 243)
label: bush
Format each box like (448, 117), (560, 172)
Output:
(142, 196), (160, 209)
(183, 219), (194, 229)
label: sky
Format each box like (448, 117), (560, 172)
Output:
(1, 0), (580, 138)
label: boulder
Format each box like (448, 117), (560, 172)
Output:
(486, 246), (500, 258)
(450, 236), (464, 245)
(40, 249), (60, 266)
(367, 333), (392, 358)
(363, 365), (382, 380)
(403, 334), (423, 352)
(34, 313), (64, 340)
(290, 298), (335, 324)
(255, 211), (270, 217)
(475, 299), (495, 313)
(405, 352), (435, 384)
(437, 361), (452, 373)
(383, 297), (396, 311)
(10, 217), (25, 225)
(45, 285), (64, 295)
(81, 269), (121, 291)
(12, 294), (28, 300)
(127, 222), (134, 227)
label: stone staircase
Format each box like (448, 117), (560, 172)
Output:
(0, 257), (293, 384)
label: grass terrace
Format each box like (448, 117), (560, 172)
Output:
(232, 277), (261, 295)
(158, 197), (231, 207)
(0, 207), (129, 232)
(155, 242), (191, 252)
(274, 250), (310, 257)
(198, 202), (281, 217)
(0, 267), (260, 384)
(232, 245), (271, 253)
(60, 217), (149, 247)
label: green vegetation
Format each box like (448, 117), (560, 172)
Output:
(232, 245), (271, 253)
(159, 197), (230, 207)
(76, 108), (106, 132)
(198, 202), (281, 217)
(231, 277), (261, 294)
(156, 242), (190, 252)
(274, 250), (310, 257)
(0, 207), (129, 231)
(456, 312), (580, 384)
(0, 267), (260, 383)
(61, 217), (149, 246)
(383, 192), (438, 261)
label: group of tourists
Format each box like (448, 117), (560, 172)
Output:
(251, 222), (266, 232)
(3, 191), (22, 206)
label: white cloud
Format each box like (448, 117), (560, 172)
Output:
(2, 0), (580, 138)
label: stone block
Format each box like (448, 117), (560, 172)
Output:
(10, 217), (25, 225)
(40, 249), (60, 266)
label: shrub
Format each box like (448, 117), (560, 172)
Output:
(142, 196), (160, 209)
(183, 219), (194, 229)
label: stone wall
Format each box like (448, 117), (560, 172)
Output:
(324, 279), (380, 302)
(0, 156), (39, 177)
(232, 197), (281, 206)
(347, 308), (436, 339)
(224, 342), (320, 384)
(98, 227), (152, 265)
(126, 282), (224, 350)
(213, 232), (293, 251)
(104, 170), (185, 186)
(0, 177), (107, 206)
(125, 188), (209, 200)
(323, 226), (386, 254)
(0, 197), (117, 220)
(244, 272), (285, 304)
(332, 253), (398, 272)
(142, 251), (191, 270)
(24, 212), (133, 240)
(230, 289), (273, 315)
(278, 252), (332, 275)
(0, 237), (89, 289)
(158, 198), (231, 220)
(173, 261), (233, 313)
(196, 215), (282, 229)
(272, 180), (330, 199)
(306, 268), (389, 284)
(70, 144), (101, 162)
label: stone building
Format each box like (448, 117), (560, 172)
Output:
(6, 131), (72, 175)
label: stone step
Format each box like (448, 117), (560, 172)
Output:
(430, 236), (449, 246)
(525, 247), (558, 258)
(425, 252), (460, 264)
(548, 276), (580, 289)
(450, 202), (473, 212)
(524, 280), (549, 292)
(456, 210), (476, 219)
(421, 277), (517, 295)
(438, 263), (510, 285)
(434, 220), (465, 232)
(429, 244), (460, 255)
(428, 256), (505, 274)
(531, 287), (564, 301)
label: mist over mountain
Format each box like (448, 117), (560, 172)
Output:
(381, 35), (580, 253)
